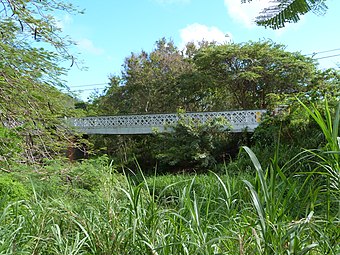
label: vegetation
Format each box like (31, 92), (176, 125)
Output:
(0, 0), (83, 165)
(94, 39), (317, 113)
(152, 113), (230, 171)
(193, 41), (316, 109)
(90, 39), (338, 171)
(0, 1), (338, 254)
(0, 103), (338, 253)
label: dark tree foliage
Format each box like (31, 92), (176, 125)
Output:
(152, 114), (230, 171)
(306, 69), (340, 103)
(97, 40), (319, 114)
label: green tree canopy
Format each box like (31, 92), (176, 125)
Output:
(92, 38), (338, 172)
(194, 41), (317, 109)
(96, 38), (200, 114)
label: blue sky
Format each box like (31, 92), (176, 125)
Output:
(58, 0), (340, 100)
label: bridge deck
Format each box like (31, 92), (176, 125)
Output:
(67, 110), (266, 135)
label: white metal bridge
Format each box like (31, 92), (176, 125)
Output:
(67, 110), (266, 135)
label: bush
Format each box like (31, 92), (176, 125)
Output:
(0, 126), (23, 166)
(152, 114), (230, 172)
(0, 174), (29, 205)
(236, 105), (327, 172)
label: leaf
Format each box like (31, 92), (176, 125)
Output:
(254, 0), (328, 29)
(332, 103), (340, 148)
(298, 243), (318, 255)
(242, 146), (269, 204)
(243, 180), (267, 236)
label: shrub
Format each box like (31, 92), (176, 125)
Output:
(0, 174), (29, 205)
(152, 114), (230, 172)
(238, 103), (327, 172)
(0, 126), (23, 166)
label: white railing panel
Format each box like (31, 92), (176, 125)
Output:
(67, 110), (266, 134)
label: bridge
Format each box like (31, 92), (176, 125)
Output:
(67, 110), (266, 135)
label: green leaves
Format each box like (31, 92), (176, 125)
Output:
(0, 151), (338, 254)
(298, 98), (340, 154)
(0, 126), (23, 165)
(245, 0), (328, 29)
(296, 98), (339, 220)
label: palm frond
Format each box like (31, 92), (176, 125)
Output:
(245, 0), (328, 29)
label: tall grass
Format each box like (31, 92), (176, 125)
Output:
(0, 102), (338, 254)
(298, 100), (339, 221)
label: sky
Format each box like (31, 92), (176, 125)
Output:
(58, 0), (340, 100)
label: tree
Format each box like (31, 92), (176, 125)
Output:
(93, 38), (336, 172)
(96, 38), (204, 114)
(99, 40), (319, 113)
(244, 0), (328, 29)
(193, 41), (317, 109)
(95, 39), (225, 115)
(306, 69), (340, 103)
(0, 0), (82, 164)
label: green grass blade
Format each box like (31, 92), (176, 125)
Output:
(332, 102), (340, 149)
(242, 146), (269, 204)
(297, 98), (333, 147)
(210, 171), (232, 210)
(298, 243), (318, 255)
(243, 180), (266, 236)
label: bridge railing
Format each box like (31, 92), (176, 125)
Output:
(67, 110), (267, 134)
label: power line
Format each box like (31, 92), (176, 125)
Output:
(70, 83), (108, 88)
(305, 48), (340, 56)
(63, 87), (108, 92)
(314, 53), (340, 60)
(79, 88), (107, 92)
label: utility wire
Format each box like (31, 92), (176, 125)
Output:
(72, 88), (107, 92)
(71, 83), (108, 88)
(314, 53), (340, 60)
(62, 87), (108, 92)
(305, 48), (340, 56)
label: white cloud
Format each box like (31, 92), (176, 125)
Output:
(76, 38), (104, 55)
(179, 23), (232, 47)
(224, 0), (274, 28)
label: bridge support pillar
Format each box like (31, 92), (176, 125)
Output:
(66, 135), (89, 161)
